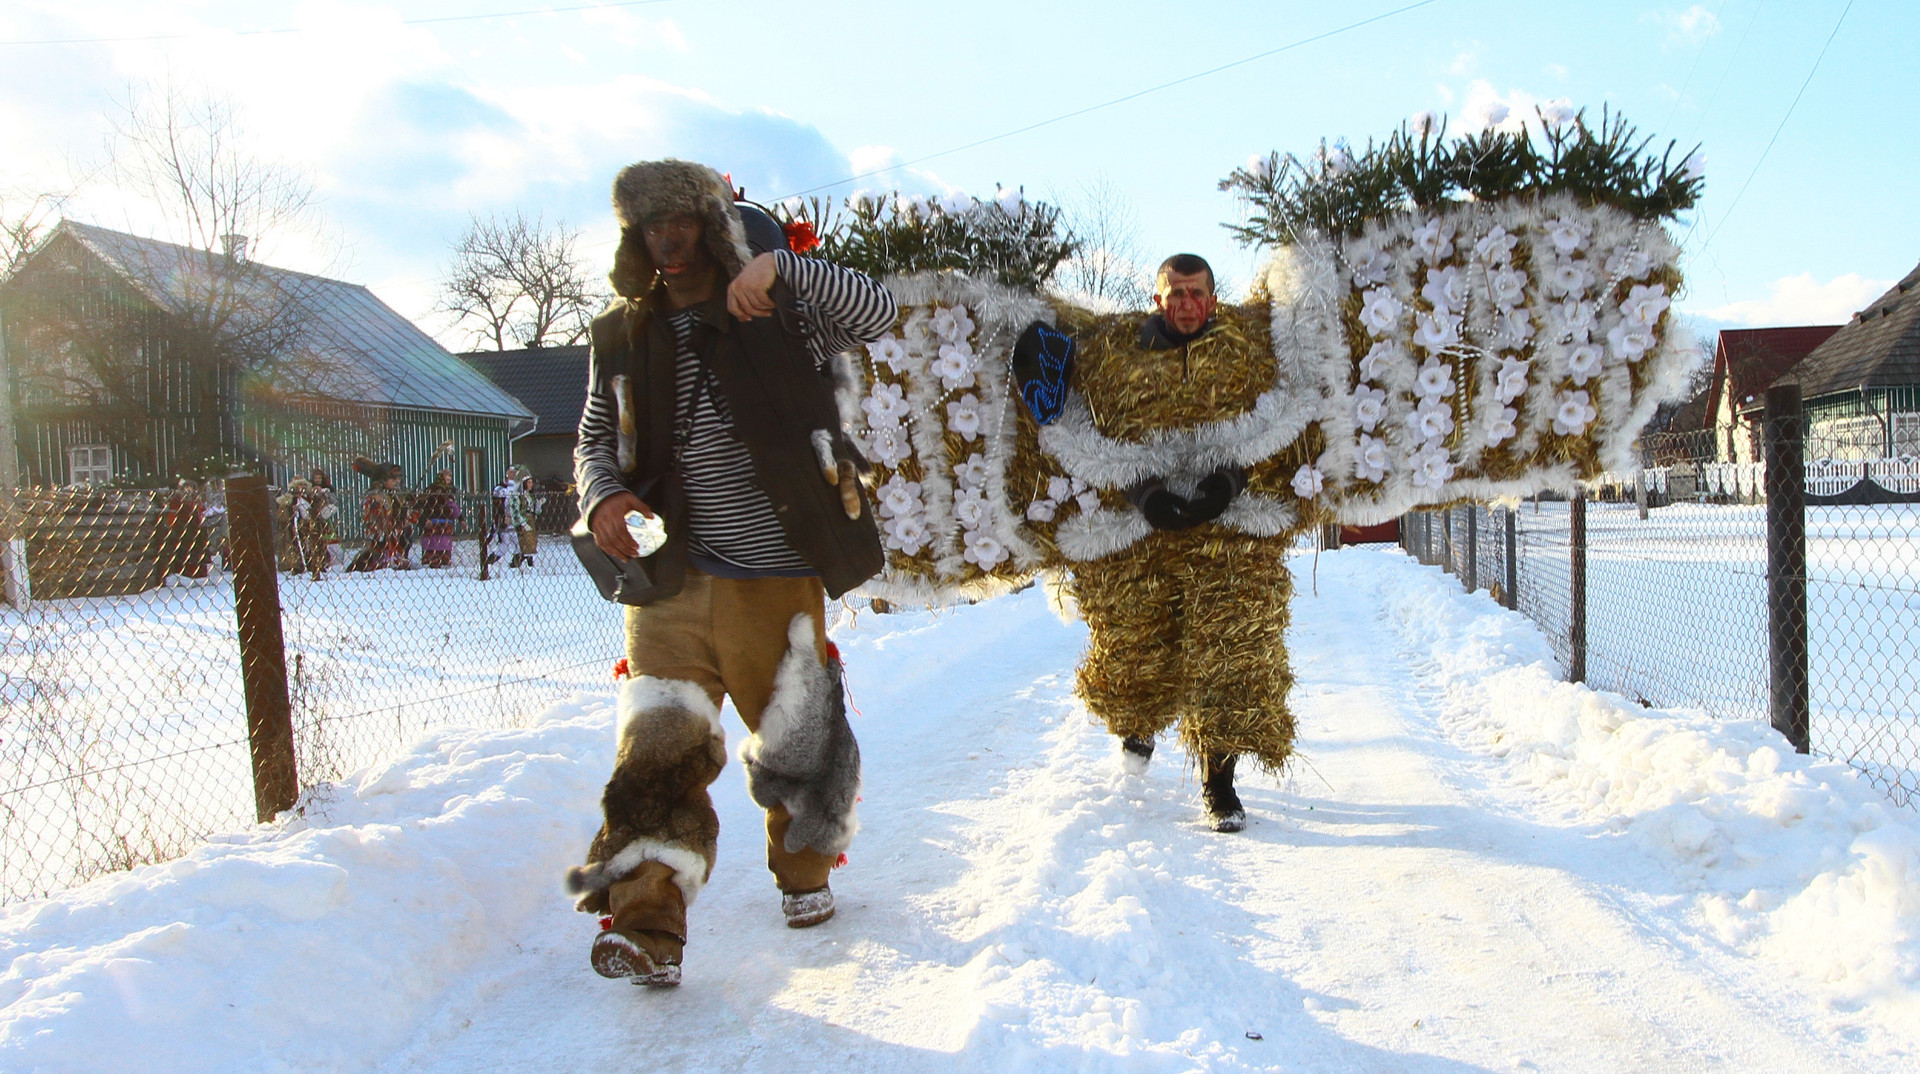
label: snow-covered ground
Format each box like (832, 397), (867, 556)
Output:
(2, 547), (1914, 1071)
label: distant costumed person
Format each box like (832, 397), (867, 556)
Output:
(565, 159), (897, 987)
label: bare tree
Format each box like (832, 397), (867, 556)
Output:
(1057, 177), (1149, 311)
(438, 212), (601, 350)
(1, 192), (66, 277)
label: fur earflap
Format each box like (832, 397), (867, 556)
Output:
(608, 159), (753, 298)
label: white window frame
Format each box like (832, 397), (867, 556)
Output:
(68, 444), (113, 485)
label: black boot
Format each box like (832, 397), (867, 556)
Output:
(1120, 735), (1154, 775)
(1201, 753), (1246, 833)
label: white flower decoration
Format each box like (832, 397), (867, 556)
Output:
(963, 529), (1008, 569)
(1566, 343), (1605, 386)
(1485, 405), (1519, 445)
(1544, 216), (1591, 253)
(1025, 499), (1058, 523)
(1489, 267), (1528, 307)
(1408, 397), (1456, 443)
(1607, 322), (1656, 362)
(1553, 299), (1598, 343)
(1414, 358), (1455, 400)
(1495, 357), (1531, 403)
(1350, 250), (1392, 288)
(1539, 98), (1577, 127)
(1551, 389), (1598, 435)
(1354, 433), (1390, 483)
(1359, 287), (1405, 337)
(1413, 311), (1463, 352)
(1291, 465), (1325, 499)
(995, 187), (1025, 216)
(1545, 259), (1593, 298)
(1245, 152), (1275, 181)
(1411, 218), (1455, 264)
(866, 335), (909, 372)
(1352, 384), (1389, 431)
(1474, 226), (1518, 265)
(1621, 283), (1671, 327)
(1605, 246), (1653, 281)
(1681, 150), (1706, 182)
(939, 190), (973, 216)
(884, 512), (930, 556)
(1498, 307), (1535, 344)
(955, 453), (990, 491)
(875, 475), (922, 519)
(1421, 266), (1467, 315)
(1046, 475), (1075, 502)
(1075, 489), (1103, 515)
(930, 305), (975, 343)
(946, 393), (984, 440)
(1409, 443), (1455, 489)
(952, 487), (990, 530)
(866, 423), (913, 467)
(1359, 341), (1396, 383)
(863, 381), (910, 425)
(933, 341), (978, 391)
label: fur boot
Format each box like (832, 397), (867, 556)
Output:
(739, 614), (862, 857)
(565, 677), (727, 915)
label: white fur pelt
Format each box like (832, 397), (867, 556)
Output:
(738, 615), (862, 856)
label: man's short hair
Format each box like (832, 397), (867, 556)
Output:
(1155, 253), (1215, 295)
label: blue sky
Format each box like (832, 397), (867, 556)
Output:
(1, 0), (1912, 347)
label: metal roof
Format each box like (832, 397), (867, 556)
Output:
(1778, 259), (1920, 402)
(458, 345), (589, 438)
(53, 221), (535, 424)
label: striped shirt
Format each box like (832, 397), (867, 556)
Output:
(575, 249), (898, 575)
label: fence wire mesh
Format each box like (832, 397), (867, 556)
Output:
(0, 481), (622, 903)
(1397, 434), (1920, 810)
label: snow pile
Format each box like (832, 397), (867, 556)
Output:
(0, 698), (614, 1074)
(1374, 551), (1920, 1029)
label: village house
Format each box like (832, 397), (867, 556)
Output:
(457, 344), (587, 488)
(1705, 325), (1842, 464)
(1777, 258), (1920, 460)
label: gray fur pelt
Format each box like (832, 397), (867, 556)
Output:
(608, 159), (752, 299)
(565, 677), (726, 914)
(740, 614), (862, 856)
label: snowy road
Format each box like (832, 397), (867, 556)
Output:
(4, 548), (1911, 1072)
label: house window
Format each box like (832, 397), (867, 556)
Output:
(68, 444), (113, 485)
(462, 448), (484, 491)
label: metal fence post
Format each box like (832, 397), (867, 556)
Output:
(1465, 507), (1478, 593)
(1764, 385), (1811, 754)
(1503, 507), (1517, 611)
(227, 475), (300, 820)
(1570, 490), (1587, 684)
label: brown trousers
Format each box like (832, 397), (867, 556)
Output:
(607, 569), (836, 955)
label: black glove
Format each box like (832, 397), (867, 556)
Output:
(1127, 467), (1246, 532)
(1138, 487), (1196, 531)
(1183, 466), (1247, 525)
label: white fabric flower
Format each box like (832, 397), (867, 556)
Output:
(894, 194), (927, 219)
(1354, 433), (1390, 482)
(866, 335), (909, 373)
(1485, 405), (1519, 445)
(884, 512), (930, 556)
(1553, 299), (1598, 343)
(1359, 287), (1404, 336)
(946, 393), (984, 440)
(1539, 98), (1577, 127)
(1350, 250), (1393, 288)
(939, 190), (973, 215)
(1291, 464), (1325, 499)
(1074, 489), (1102, 515)
(866, 423), (913, 467)
(1046, 475), (1075, 502)
(1498, 307), (1535, 344)
(1359, 341), (1396, 383)
(1489, 267), (1528, 307)
(1352, 384), (1389, 431)
(1410, 110), (1438, 137)
(1544, 216), (1591, 253)
(963, 529), (1008, 569)
(933, 341), (977, 391)
(1409, 443), (1455, 489)
(930, 305), (975, 342)
(1025, 499), (1058, 523)
(1414, 358), (1456, 400)
(863, 381), (910, 425)
(1411, 218), (1455, 264)
(1545, 259), (1593, 298)
(1245, 152), (1275, 181)
(1607, 322), (1657, 362)
(1621, 283), (1671, 327)
(995, 187), (1024, 217)
(1551, 389), (1598, 436)
(954, 453), (990, 491)
(1566, 343), (1605, 386)
(1421, 265), (1467, 315)
(1495, 357), (1532, 403)
(1475, 226), (1518, 265)
(1605, 246), (1653, 281)
(952, 487), (990, 530)
(875, 475), (922, 519)
(1413, 311), (1463, 352)
(1408, 397), (1456, 443)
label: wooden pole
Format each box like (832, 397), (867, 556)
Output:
(1764, 385), (1811, 754)
(227, 475), (300, 819)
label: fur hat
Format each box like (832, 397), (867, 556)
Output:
(608, 159), (753, 299)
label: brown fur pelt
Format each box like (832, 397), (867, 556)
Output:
(607, 159), (752, 299)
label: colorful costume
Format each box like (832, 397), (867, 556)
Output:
(348, 458), (410, 572)
(504, 465), (538, 568)
(416, 474), (462, 569)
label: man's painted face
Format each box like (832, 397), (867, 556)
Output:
(642, 213), (710, 282)
(1154, 269), (1217, 336)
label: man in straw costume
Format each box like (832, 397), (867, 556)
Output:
(565, 158), (896, 986)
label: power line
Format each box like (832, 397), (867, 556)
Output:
(0, 0), (678, 46)
(775, 0), (1447, 201)
(1698, 0), (1853, 252)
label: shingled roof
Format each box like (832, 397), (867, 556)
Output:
(40, 221), (534, 424)
(1713, 325), (1843, 418)
(1778, 259), (1920, 401)
(458, 345), (589, 437)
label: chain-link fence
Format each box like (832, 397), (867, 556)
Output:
(1399, 409), (1920, 810)
(0, 481), (623, 903)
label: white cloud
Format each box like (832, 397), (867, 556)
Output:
(1447, 46), (1479, 77)
(1653, 4), (1723, 45)
(848, 145), (899, 176)
(1696, 273), (1892, 327)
